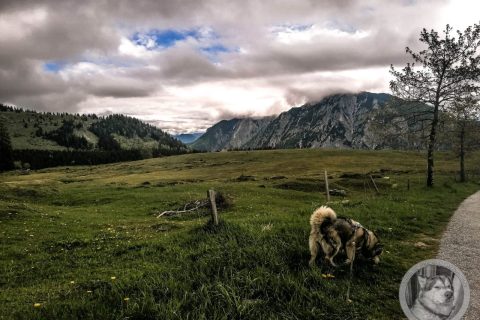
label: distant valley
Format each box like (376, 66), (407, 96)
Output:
(174, 133), (203, 144)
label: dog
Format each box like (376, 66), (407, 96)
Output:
(308, 206), (383, 267)
(410, 275), (455, 320)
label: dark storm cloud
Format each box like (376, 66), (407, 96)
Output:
(88, 84), (154, 98)
(0, 4), (118, 64)
(0, 61), (66, 98)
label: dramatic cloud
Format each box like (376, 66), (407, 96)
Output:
(0, 0), (478, 133)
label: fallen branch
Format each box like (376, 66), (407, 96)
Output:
(156, 200), (208, 218)
(155, 191), (233, 218)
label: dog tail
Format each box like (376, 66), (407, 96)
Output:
(308, 206), (336, 267)
(310, 206), (336, 235)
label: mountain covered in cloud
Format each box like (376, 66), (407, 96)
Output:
(191, 92), (427, 151)
(245, 92), (392, 149)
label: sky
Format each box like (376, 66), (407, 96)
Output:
(0, 0), (479, 134)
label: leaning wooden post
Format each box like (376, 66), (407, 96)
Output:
(208, 189), (219, 225)
(324, 170), (330, 202)
(369, 175), (379, 194)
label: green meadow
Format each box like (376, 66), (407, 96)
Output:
(1, 149), (479, 319)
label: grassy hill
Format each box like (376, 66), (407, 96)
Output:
(0, 105), (185, 152)
(0, 149), (479, 319)
(0, 105), (188, 169)
(0, 108), (84, 150)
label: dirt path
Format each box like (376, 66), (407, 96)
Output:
(437, 191), (480, 320)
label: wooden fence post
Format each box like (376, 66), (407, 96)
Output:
(208, 189), (219, 225)
(324, 170), (330, 202)
(369, 175), (380, 194)
(407, 178), (410, 191)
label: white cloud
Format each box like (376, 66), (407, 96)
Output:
(273, 24), (369, 45)
(439, 0), (480, 30)
(118, 37), (152, 58)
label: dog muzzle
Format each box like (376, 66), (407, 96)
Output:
(373, 244), (383, 257)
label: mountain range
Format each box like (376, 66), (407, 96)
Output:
(190, 92), (426, 151)
(2, 91), (430, 156)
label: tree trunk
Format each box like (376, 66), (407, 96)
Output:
(426, 103), (439, 187)
(459, 123), (466, 182)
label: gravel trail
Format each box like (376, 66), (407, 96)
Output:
(437, 191), (480, 320)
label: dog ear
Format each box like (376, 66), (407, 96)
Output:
(417, 275), (427, 289)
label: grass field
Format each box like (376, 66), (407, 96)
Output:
(1, 149), (479, 319)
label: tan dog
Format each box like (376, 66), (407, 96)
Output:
(309, 206), (382, 267)
(411, 275), (455, 320)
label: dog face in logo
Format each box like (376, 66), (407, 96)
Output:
(414, 275), (455, 318)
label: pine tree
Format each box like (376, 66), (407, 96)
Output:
(0, 119), (14, 171)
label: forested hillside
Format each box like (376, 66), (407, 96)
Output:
(0, 104), (188, 169)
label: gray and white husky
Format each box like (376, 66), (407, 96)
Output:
(411, 274), (455, 320)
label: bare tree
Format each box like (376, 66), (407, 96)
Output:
(390, 24), (480, 187)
